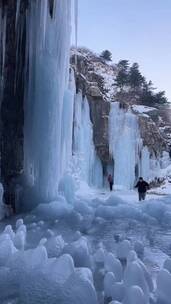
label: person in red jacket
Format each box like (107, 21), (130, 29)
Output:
(108, 174), (114, 191)
(135, 177), (149, 201)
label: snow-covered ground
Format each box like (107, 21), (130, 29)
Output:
(0, 181), (171, 304)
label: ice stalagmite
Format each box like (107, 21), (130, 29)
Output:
(24, 0), (72, 203)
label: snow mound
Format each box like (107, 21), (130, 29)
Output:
(34, 198), (72, 220)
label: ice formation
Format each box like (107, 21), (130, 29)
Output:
(24, 0), (73, 203)
(73, 92), (103, 188)
(109, 102), (170, 189)
(109, 102), (141, 189)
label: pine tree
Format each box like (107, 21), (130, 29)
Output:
(129, 63), (144, 89)
(115, 60), (129, 90)
(100, 50), (112, 61)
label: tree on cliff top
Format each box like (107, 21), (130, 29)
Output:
(115, 60), (129, 90)
(100, 50), (112, 61)
(129, 63), (144, 89)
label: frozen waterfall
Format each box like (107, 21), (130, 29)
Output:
(24, 0), (72, 203)
(73, 92), (103, 188)
(109, 102), (170, 189)
(109, 102), (141, 189)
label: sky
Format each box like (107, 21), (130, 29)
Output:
(73, 0), (171, 101)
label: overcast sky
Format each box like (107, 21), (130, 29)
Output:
(74, 0), (171, 101)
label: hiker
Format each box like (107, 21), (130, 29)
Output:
(108, 174), (113, 191)
(135, 177), (149, 201)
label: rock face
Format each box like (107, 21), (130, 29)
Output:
(71, 50), (112, 167)
(71, 48), (171, 167)
(138, 116), (168, 156)
(0, 0), (28, 205)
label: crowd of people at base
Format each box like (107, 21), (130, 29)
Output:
(108, 174), (150, 201)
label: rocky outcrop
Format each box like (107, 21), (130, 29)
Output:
(0, 0), (28, 205)
(71, 48), (171, 166)
(138, 116), (168, 156)
(71, 52), (112, 165)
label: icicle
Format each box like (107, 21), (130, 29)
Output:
(74, 0), (78, 68)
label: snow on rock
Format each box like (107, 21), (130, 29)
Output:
(104, 253), (123, 281)
(123, 285), (146, 304)
(132, 105), (157, 114)
(117, 240), (132, 260)
(156, 269), (171, 304)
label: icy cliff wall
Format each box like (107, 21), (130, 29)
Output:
(71, 48), (171, 189)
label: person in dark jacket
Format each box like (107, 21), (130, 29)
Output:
(108, 174), (114, 191)
(135, 177), (149, 201)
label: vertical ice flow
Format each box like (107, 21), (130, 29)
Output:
(24, 0), (72, 202)
(73, 92), (103, 188)
(109, 102), (141, 189)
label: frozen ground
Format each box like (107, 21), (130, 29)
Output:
(0, 182), (171, 304)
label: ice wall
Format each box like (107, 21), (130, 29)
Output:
(24, 0), (72, 203)
(109, 102), (141, 189)
(73, 92), (103, 188)
(109, 102), (170, 189)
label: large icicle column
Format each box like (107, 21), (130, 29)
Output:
(24, 0), (72, 205)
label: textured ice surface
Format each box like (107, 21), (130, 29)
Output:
(24, 0), (73, 203)
(156, 269), (171, 304)
(104, 253), (123, 281)
(0, 190), (171, 303)
(73, 93), (103, 188)
(124, 261), (150, 302)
